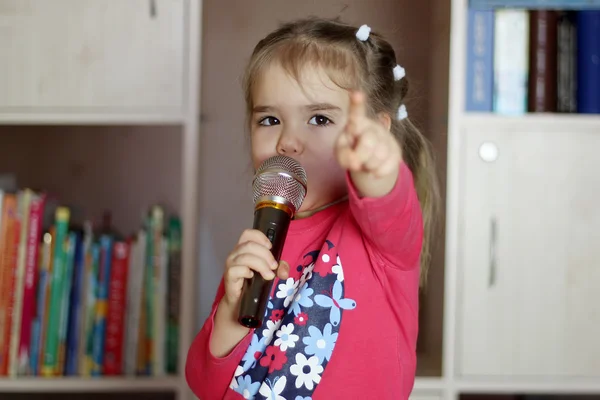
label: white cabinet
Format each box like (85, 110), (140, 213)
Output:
(0, 0), (184, 118)
(457, 118), (600, 378)
(409, 393), (441, 400)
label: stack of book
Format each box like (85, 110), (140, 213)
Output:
(466, 0), (600, 114)
(0, 188), (182, 378)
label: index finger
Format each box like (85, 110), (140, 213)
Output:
(349, 91), (368, 123)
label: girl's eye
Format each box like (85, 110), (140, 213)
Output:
(259, 116), (280, 126)
(308, 115), (332, 126)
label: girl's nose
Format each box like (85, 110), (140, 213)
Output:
(276, 130), (303, 155)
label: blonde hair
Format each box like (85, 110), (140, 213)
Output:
(242, 17), (440, 286)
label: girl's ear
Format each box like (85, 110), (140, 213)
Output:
(377, 112), (392, 132)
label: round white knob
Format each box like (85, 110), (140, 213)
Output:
(479, 142), (498, 162)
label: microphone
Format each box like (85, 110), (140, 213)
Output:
(238, 155), (307, 329)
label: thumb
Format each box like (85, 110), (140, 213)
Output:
(277, 260), (290, 280)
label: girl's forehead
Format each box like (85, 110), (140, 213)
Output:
(253, 62), (352, 103)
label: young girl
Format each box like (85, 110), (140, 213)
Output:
(186, 17), (439, 400)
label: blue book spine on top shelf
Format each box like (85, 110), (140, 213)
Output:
(576, 10), (600, 114)
(470, 0), (600, 9)
(466, 8), (495, 111)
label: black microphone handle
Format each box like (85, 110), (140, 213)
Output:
(238, 205), (291, 329)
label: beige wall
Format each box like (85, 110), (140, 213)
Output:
(0, 0), (450, 366)
(197, 1), (449, 369)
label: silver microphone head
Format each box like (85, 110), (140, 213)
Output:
(252, 155), (308, 215)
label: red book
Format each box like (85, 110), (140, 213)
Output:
(17, 194), (46, 375)
(103, 241), (130, 375)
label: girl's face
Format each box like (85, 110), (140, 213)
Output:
(250, 63), (351, 214)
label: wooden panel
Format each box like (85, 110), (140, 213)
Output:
(0, 0), (184, 111)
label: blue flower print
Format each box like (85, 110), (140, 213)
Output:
(232, 242), (356, 400)
(276, 277), (299, 307)
(233, 375), (261, 399)
(241, 334), (266, 370)
(289, 283), (314, 316)
(302, 323), (337, 363)
(259, 376), (287, 400)
(314, 279), (356, 326)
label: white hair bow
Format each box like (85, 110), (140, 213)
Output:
(397, 104), (408, 120)
(356, 24), (371, 41)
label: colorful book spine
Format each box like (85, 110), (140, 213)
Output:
(466, 8), (495, 111)
(528, 10), (558, 112)
(151, 207), (165, 376)
(125, 230), (146, 376)
(103, 241), (129, 375)
(144, 213), (155, 374)
(82, 243), (100, 376)
(41, 207), (70, 376)
(8, 190), (32, 376)
(469, 0), (600, 9)
(576, 10), (600, 113)
(75, 222), (93, 376)
(64, 231), (84, 375)
(17, 193), (45, 376)
(167, 217), (181, 374)
(57, 232), (77, 375)
(493, 9), (530, 115)
(0, 194), (21, 375)
(91, 235), (112, 376)
(557, 11), (577, 112)
(29, 231), (53, 376)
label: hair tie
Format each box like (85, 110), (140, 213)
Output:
(356, 24), (371, 41)
(393, 65), (406, 81)
(397, 104), (408, 120)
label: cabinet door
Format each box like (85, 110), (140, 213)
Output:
(457, 119), (600, 377)
(0, 0), (184, 111)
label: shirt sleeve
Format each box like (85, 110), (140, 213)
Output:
(346, 161), (424, 270)
(185, 279), (253, 400)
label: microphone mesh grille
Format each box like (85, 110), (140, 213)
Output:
(252, 155), (307, 213)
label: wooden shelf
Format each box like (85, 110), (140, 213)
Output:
(0, 376), (181, 393)
(0, 110), (185, 126)
(462, 113), (600, 131)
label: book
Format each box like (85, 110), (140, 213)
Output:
(466, 8), (495, 111)
(576, 10), (600, 113)
(493, 9), (530, 114)
(528, 10), (558, 112)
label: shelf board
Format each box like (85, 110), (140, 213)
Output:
(461, 112), (600, 132)
(0, 109), (186, 125)
(456, 375), (600, 393)
(469, 0), (600, 10)
(413, 376), (445, 391)
(0, 376), (181, 393)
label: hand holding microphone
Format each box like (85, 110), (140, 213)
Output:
(222, 229), (289, 310)
(228, 155), (307, 329)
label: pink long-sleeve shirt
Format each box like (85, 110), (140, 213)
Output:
(186, 162), (423, 400)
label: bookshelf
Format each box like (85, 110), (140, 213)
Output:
(439, 0), (600, 399)
(0, 1), (201, 400)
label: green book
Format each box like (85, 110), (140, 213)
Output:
(166, 217), (181, 374)
(41, 207), (70, 376)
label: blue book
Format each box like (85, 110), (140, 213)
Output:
(65, 232), (85, 376)
(470, 0), (600, 9)
(91, 235), (113, 376)
(466, 8), (495, 111)
(576, 11), (600, 113)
